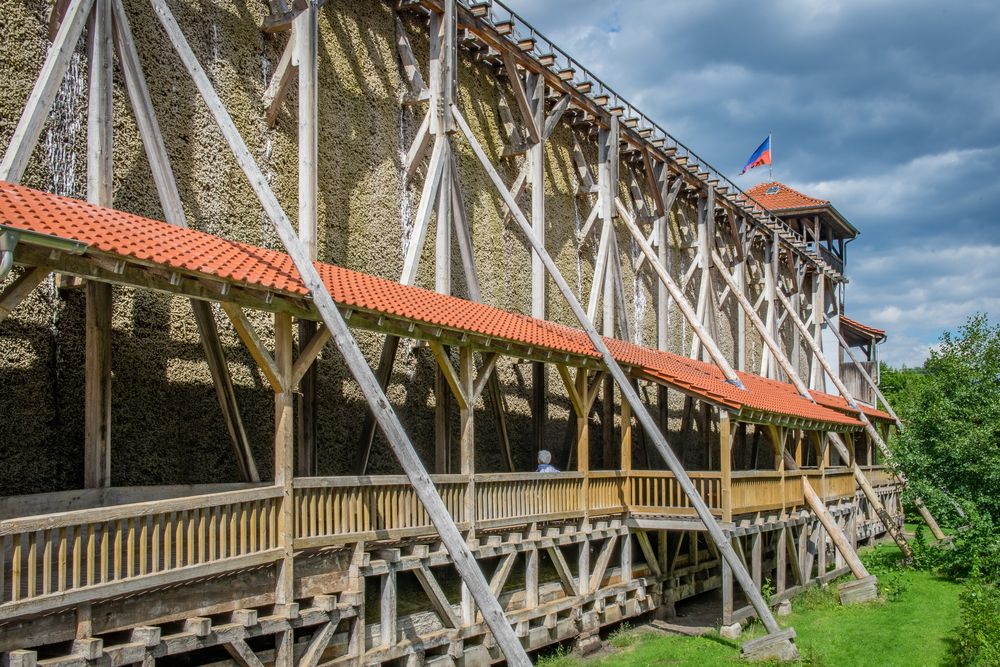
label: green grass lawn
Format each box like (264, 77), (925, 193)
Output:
(539, 545), (962, 666)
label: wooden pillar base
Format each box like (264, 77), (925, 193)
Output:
(837, 575), (878, 605)
(740, 629), (799, 662)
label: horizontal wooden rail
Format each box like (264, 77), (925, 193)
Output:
(0, 486), (282, 617)
(0, 466), (899, 621)
(629, 471), (723, 516)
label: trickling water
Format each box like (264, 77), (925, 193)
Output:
(571, 192), (583, 298)
(211, 23), (221, 68)
(397, 107), (418, 371)
(43, 51), (84, 198)
(398, 108), (414, 260)
(41, 47), (85, 444)
(630, 235), (646, 347)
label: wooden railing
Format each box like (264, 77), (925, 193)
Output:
(476, 473), (585, 527)
(0, 486), (283, 620)
(588, 471), (630, 515)
(293, 476), (469, 547)
(861, 465), (896, 488)
(629, 471), (723, 515)
(0, 466), (898, 621)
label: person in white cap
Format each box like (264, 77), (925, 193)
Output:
(536, 449), (559, 473)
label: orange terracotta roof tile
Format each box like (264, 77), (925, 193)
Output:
(840, 315), (886, 342)
(810, 389), (893, 422)
(0, 181), (866, 430)
(746, 181), (829, 212)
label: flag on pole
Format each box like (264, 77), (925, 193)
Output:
(740, 134), (772, 175)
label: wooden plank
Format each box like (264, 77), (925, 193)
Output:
(149, 5), (529, 661)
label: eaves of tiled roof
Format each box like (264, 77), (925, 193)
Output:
(840, 316), (887, 343)
(0, 181), (868, 431)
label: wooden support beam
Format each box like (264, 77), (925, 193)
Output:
(589, 534), (618, 593)
(84, 280), (112, 489)
(262, 34), (295, 127)
(222, 303), (284, 393)
(801, 477), (870, 580)
(224, 639), (264, 667)
(299, 619), (338, 667)
(616, 198), (743, 387)
(414, 564), (459, 628)
(112, 0), (257, 481)
(501, 51), (540, 143)
(635, 531), (661, 577)
(395, 14), (427, 98)
(456, 103), (789, 649)
(83, 0), (113, 491)
(149, 4), (529, 661)
(291, 324), (331, 387)
(0, 266), (48, 322)
(273, 312), (294, 667)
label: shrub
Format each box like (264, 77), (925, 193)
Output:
(950, 578), (1000, 666)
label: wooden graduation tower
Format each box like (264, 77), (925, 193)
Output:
(0, 0), (937, 663)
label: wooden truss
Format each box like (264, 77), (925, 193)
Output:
(0, 0), (949, 661)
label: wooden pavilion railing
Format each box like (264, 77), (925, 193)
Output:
(0, 467), (897, 622)
(0, 486), (283, 620)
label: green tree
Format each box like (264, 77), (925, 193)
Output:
(881, 313), (1000, 524)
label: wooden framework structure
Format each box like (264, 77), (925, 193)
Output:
(0, 0), (938, 663)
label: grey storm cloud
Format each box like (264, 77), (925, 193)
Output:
(504, 0), (1000, 366)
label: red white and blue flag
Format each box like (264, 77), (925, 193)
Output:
(740, 134), (772, 175)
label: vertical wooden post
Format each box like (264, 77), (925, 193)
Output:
(620, 531), (632, 584)
(620, 382), (633, 472)
(348, 542), (366, 664)
(721, 538), (734, 625)
(775, 527), (786, 596)
(525, 546), (539, 609)
(459, 347), (475, 531)
(577, 370), (590, 515)
(577, 533), (590, 596)
(84, 0), (113, 489)
(273, 312), (294, 667)
(752, 531), (763, 591)
(529, 69), (547, 459)
(294, 0), (318, 476)
(719, 410), (732, 523)
(380, 566), (397, 648)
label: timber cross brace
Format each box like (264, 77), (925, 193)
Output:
(0, 0), (941, 663)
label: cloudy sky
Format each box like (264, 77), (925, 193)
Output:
(504, 0), (1000, 367)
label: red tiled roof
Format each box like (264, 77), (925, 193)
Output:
(746, 181), (829, 212)
(840, 316), (886, 342)
(0, 181), (865, 430)
(810, 390), (893, 422)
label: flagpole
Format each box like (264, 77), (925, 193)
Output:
(769, 128), (773, 181)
